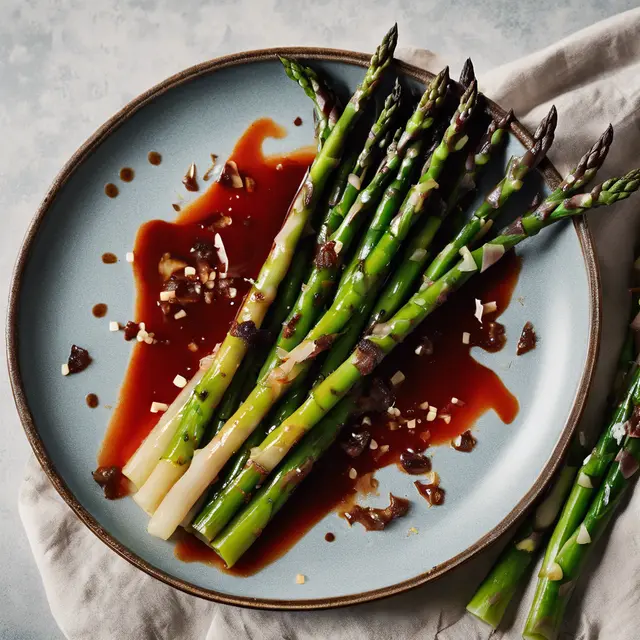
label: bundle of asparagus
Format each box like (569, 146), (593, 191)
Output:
(117, 25), (640, 607)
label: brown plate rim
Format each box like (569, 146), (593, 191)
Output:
(6, 46), (601, 610)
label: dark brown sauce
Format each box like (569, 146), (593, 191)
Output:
(101, 118), (521, 577)
(183, 163), (199, 192)
(517, 321), (537, 356)
(119, 167), (135, 182)
(86, 393), (99, 408)
(294, 116), (303, 126)
(399, 450), (431, 475)
(104, 183), (119, 198)
(102, 252), (118, 264)
(92, 303), (108, 318)
(172, 204), (181, 212)
(148, 151), (162, 166)
(324, 532), (335, 542)
(415, 481), (445, 505)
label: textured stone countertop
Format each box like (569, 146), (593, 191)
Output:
(0, 1), (636, 638)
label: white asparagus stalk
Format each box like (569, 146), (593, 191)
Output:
(122, 369), (206, 490)
(133, 459), (187, 515)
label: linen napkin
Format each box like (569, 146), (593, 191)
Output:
(19, 8), (640, 639)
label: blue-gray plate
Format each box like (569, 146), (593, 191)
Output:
(7, 48), (599, 609)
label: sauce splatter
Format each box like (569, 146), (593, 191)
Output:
(102, 252), (118, 264)
(86, 393), (99, 408)
(104, 183), (119, 198)
(119, 167), (135, 182)
(92, 303), (108, 318)
(148, 151), (162, 166)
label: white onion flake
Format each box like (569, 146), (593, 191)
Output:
(577, 472), (593, 488)
(474, 298), (484, 323)
(458, 246), (478, 272)
(576, 523), (592, 545)
(611, 421), (626, 444)
(480, 243), (505, 273)
(214, 233), (229, 276)
(347, 173), (362, 190)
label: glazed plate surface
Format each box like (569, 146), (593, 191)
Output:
(8, 49), (599, 608)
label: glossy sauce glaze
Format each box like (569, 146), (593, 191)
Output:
(98, 119), (313, 473)
(99, 118), (521, 576)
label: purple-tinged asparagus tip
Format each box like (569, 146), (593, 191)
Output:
(459, 58), (476, 88)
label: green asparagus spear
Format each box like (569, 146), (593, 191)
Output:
(143, 26), (399, 534)
(368, 108), (514, 327)
(191, 82), (479, 543)
(424, 106), (558, 282)
(212, 173), (640, 566)
(279, 57), (341, 149)
(238, 170), (640, 528)
(212, 392), (360, 566)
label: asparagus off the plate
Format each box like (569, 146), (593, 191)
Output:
(82, 25), (640, 617)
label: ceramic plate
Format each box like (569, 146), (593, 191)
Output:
(7, 49), (600, 609)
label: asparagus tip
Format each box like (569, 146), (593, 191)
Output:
(459, 57), (476, 88)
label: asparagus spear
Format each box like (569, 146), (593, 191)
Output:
(280, 57), (341, 150)
(243, 171), (640, 505)
(544, 416), (640, 638)
(261, 80), (403, 368)
(368, 109), (514, 327)
(211, 172), (640, 566)
(134, 25), (399, 517)
(340, 68), (450, 284)
(190, 82), (479, 542)
(458, 57), (476, 89)
(524, 272), (640, 639)
(191, 134), (430, 539)
(211, 392), (361, 565)
(424, 106), (558, 282)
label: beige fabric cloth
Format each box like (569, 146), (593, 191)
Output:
(19, 8), (640, 639)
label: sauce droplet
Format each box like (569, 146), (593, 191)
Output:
(399, 450), (432, 475)
(119, 167), (135, 182)
(172, 204), (181, 212)
(92, 303), (108, 318)
(104, 183), (119, 198)
(86, 393), (99, 408)
(102, 252), (118, 264)
(324, 532), (335, 542)
(148, 151), (162, 166)
(452, 430), (477, 452)
(294, 116), (303, 126)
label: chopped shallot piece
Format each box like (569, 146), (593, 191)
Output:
(390, 371), (405, 386)
(462, 331), (470, 344)
(214, 233), (229, 275)
(348, 468), (358, 480)
(150, 402), (168, 413)
(159, 290), (176, 302)
(109, 321), (120, 332)
(483, 301), (498, 314)
(474, 299), (484, 323)
(126, 252), (134, 263)
(61, 363), (70, 376)
(419, 401), (430, 410)
(369, 439), (378, 450)
(187, 342), (199, 352)
(184, 266), (196, 277)
(407, 419), (416, 429)
(414, 345), (424, 355)
(362, 416), (372, 426)
(174, 310), (187, 320)
(295, 574), (306, 585)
